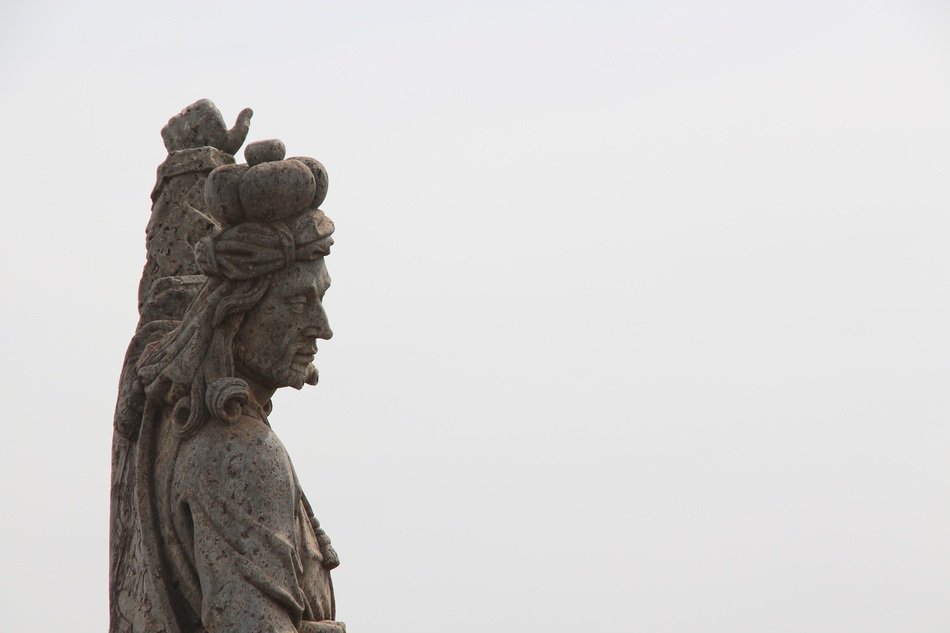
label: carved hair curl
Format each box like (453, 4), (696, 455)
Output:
(137, 276), (270, 437)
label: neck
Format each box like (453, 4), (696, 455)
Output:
(235, 370), (276, 412)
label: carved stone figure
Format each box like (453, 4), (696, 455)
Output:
(111, 100), (345, 633)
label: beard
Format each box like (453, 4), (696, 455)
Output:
(233, 339), (314, 390)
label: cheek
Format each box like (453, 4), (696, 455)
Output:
(266, 305), (308, 346)
(241, 294), (311, 346)
(242, 303), (285, 345)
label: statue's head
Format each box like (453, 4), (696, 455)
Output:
(233, 255), (332, 392)
(137, 140), (335, 436)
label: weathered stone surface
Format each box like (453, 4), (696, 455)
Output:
(160, 98), (253, 154)
(239, 159), (316, 222)
(111, 99), (346, 633)
(245, 138), (287, 165)
(289, 156), (330, 211)
(205, 163), (250, 225)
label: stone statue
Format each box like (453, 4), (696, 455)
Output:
(111, 99), (346, 633)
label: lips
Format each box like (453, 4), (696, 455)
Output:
(294, 352), (315, 364)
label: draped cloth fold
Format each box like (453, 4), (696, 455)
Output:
(194, 214), (334, 281)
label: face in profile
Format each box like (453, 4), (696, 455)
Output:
(234, 257), (333, 391)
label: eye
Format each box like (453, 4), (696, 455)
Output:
(287, 295), (307, 313)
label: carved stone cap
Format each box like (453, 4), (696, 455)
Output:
(204, 143), (329, 226)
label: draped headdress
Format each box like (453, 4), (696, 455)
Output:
(119, 140), (335, 440)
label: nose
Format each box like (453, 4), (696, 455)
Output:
(308, 301), (333, 340)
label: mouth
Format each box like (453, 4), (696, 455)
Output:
(293, 352), (315, 365)
(294, 339), (318, 364)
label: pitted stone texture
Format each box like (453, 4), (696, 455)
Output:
(290, 156), (330, 210)
(161, 99), (253, 154)
(139, 148), (229, 310)
(111, 100), (345, 633)
(205, 163), (250, 225)
(245, 139), (287, 166)
(239, 159), (316, 222)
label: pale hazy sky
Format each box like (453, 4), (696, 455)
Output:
(2, 1), (950, 631)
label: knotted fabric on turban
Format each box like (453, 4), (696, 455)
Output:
(194, 210), (334, 280)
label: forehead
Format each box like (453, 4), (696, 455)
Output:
(271, 257), (330, 293)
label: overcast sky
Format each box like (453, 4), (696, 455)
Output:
(2, 1), (950, 631)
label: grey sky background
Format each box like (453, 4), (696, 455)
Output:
(1, 0), (949, 630)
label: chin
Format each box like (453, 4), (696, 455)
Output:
(282, 364), (316, 390)
(304, 364), (319, 386)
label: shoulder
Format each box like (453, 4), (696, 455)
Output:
(176, 413), (298, 508)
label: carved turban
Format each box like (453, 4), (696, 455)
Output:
(196, 141), (334, 280)
(194, 212), (334, 280)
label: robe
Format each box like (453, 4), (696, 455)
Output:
(153, 404), (336, 632)
(111, 392), (338, 633)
